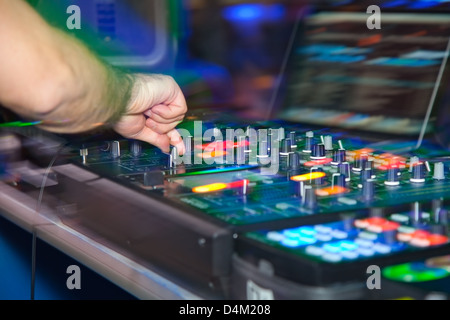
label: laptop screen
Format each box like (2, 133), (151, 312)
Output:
(275, 10), (450, 143)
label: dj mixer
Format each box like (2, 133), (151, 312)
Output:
(9, 114), (444, 299)
(1, 1), (450, 300)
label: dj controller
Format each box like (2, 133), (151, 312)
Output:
(3, 110), (448, 300)
(1, 1), (450, 300)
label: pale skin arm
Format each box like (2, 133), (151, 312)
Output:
(0, 0), (186, 154)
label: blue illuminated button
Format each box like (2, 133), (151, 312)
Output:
(266, 231), (284, 242)
(298, 236), (317, 245)
(322, 252), (342, 262)
(298, 226), (317, 237)
(283, 228), (302, 238)
(373, 243), (391, 254)
(281, 238), (301, 247)
(339, 240), (358, 251)
(340, 250), (359, 260)
(314, 225), (333, 234)
(357, 247), (375, 257)
(355, 238), (374, 247)
(315, 233), (333, 242)
(305, 245), (325, 256)
(331, 230), (348, 239)
(323, 242), (344, 253)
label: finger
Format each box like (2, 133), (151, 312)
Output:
(167, 129), (185, 155)
(129, 126), (171, 153)
(145, 109), (185, 124)
(151, 101), (187, 120)
(145, 118), (181, 135)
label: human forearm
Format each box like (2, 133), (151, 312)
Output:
(0, 0), (133, 133)
(0, 0), (187, 154)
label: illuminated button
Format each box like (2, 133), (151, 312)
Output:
(410, 238), (430, 247)
(281, 238), (301, 247)
(398, 233), (412, 242)
(322, 252), (342, 262)
(354, 219), (369, 229)
(397, 226), (415, 234)
(323, 242), (344, 253)
(276, 203), (292, 210)
(192, 182), (227, 193)
(283, 228), (302, 238)
(331, 230), (348, 239)
(357, 247), (375, 256)
(291, 172), (327, 182)
(316, 186), (348, 196)
(390, 213), (410, 223)
(304, 158), (333, 167)
(305, 245), (325, 256)
(373, 243), (391, 254)
(339, 240), (358, 251)
(340, 250), (359, 260)
(411, 230), (431, 239)
(266, 231), (284, 242)
(337, 197), (357, 205)
(358, 231), (378, 241)
(299, 227), (317, 237)
(406, 230), (432, 246)
(315, 233), (333, 242)
(366, 217), (389, 226)
(355, 238), (374, 247)
(367, 221), (400, 233)
(314, 225), (333, 234)
(427, 234), (448, 246)
(298, 236), (317, 245)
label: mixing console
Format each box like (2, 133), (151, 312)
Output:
(29, 118), (444, 297)
(68, 121), (450, 232)
(236, 205), (450, 286)
(0, 1), (449, 300)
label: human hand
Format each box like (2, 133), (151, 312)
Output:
(114, 73), (187, 154)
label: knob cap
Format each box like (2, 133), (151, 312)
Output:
(360, 168), (373, 183)
(353, 154), (369, 172)
(111, 140), (121, 159)
(288, 131), (297, 148)
(303, 185), (317, 209)
(289, 152), (300, 170)
(338, 162), (351, 181)
(311, 144), (325, 159)
(335, 173), (346, 188)
(323, 135), (333, 151)
(303, 131), (314, 153)
(384, 166), (400, 186)
(410, 162), (426, 183)
(433, 162), (445, 180)
(362, 179), (375, 201)
(331, 149), (346, 165)
(130, 140), (142, 157)
(280, 138), (292, 155)
(311, 167), (326, 185)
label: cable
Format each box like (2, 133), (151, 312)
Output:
(415, 37), (450, 150)
(30, 140), (69, 300)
